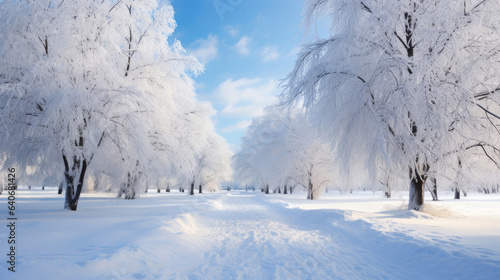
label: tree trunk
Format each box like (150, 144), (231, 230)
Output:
(429, 177), (438, 201)
(307, 179), (314, 200)
(384, 180), (391, 198)
(190, 181), (194, 195)
(199, 184), (202, 194)
(384, 188), (391, 198)
(122, 172), (137, 199)
(284, 185), (288, 194)
(454, 158), (462, 200)
(454, 187), (460, 199)
(289, 186), (293, 194)
(166, 184), (170, 192)
(58, 181), (63, 194)
(408, 167), (426, 211)
(157, 187), (161, 193)
(383, 173), (391, 198)
(63, 153), (88, 211)
(265, 184), (269, 194)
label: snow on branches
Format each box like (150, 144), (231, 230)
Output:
(282, 0), (500, 209)
(0, 0), (231, 210)
(233, 107), (337, 199)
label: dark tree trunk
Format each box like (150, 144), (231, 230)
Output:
(307, 179), (314, 200)
(123, 172), (137, 199)
(189, 181), (194, 195)
(265, 184), (269, 194)
(384, 179), (391, 198)
(278, 188), (281, 194)
(289, 186), (293, 194)
(409, 167), (426, 211)
(429, 177), (438, 201)
(166, 184), (170, 192)
(63, 153), (88, 211)
(455, 159), (462, 200)
(384, 188), (391, 198)
(157, 188), (161, 193)
(199, 184), (202, 194)
(384, 175), (391, 198)
(403, 7), (425, 211)
(284, 185), (288, 194)
(57, 181), (63, 194)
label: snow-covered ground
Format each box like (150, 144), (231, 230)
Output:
(1, 190), (499, 279)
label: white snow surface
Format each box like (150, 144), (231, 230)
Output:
(1, 190), (499, 279)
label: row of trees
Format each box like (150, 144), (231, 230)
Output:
(276, 0), (500, 210)
(232, 105), (500, 201)
(0, 0), (232, 210)
(233, 108), (337, 200)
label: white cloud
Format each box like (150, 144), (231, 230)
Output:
(213, 77), (280, 118)
(259, 45), (280, 62)
(234, 35), (251, 56)
(189, 34), (218, 65)
(224, 25), (239, 37)
(221, 120), (252, 133)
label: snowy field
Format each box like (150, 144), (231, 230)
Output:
(1, 189), (500, 280)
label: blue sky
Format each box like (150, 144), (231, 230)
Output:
(164, 0), (326, 151)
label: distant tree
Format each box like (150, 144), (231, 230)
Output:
(233, 107), (335, 199)
(282, 0), (500, 210)
(193, 134), (233, 194)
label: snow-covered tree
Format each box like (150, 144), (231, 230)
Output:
(233, 107), (336, 199)
(192, 133), (233, 194)
(282, 0), (500, 210)
(0, 0), (211, 210)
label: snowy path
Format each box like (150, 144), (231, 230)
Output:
(1, 191), (500, 279)
(187, 193), (500, 280)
